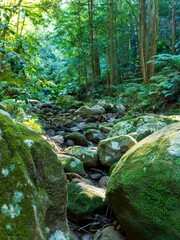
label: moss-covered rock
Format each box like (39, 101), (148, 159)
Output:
(107, 123), (180, 240)
(108, 114), (180, 141)
(0, 111), (69, 239)
(64, 146), (98, 167)
(67, 181), (107, 221)
(98, 135), (137, 167)
(59, 154), (86, 175)
(85, 129), (106, 144)
(64, 132), (88, 146)
(56, 95), (83, 109)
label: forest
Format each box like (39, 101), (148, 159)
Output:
(0, 0), (180, 240)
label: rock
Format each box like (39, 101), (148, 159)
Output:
(108, 114), (180, 141)
(45, 129), (56, 136)
(74, 106), (92, 116)
(67, 181), (107, 221)
(107, 123), (180, 240)
(98, 122), (114, 133)
(59, 154), (86, 175)
(85, 129), (106, 144)
(82, 234), (94, 240)
(74, 105), (105, 117)
(56, 95), (83, 109)
(99, 176), (109, 189)
(93, 226), (125, 240)
(0, 111), (69, 239)
(82, 123), (97, 131)
(91, 105), (105, 115)
(49, 135), (65, 148)
(66, 139), (75, 147)
(65, 132), (88, 146)
(65, 146), (99, 167)
(98, 135), (137, 167)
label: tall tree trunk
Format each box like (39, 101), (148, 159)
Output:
(171, 0), (176, 54)
(138, 0), (148, 84)
(88, 0), (95, 94)
(93, 31), (101, 78)
(148, 0), (160, 78)
(109, 0), (114, 94)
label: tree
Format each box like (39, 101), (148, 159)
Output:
(125, 0), (160, 83)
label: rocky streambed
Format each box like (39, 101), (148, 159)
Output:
(1, 97), (180, 240)
(32, 100), (180, 240)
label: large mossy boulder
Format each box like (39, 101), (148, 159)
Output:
(0, 110), (69, 239)
(107, 123), (180, 240)
(67, 181), (107, 221)
(98, 135), (137, 167)
(108, 114), (180, 141)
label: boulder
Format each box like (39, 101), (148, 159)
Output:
(56, 95), (82, 109)
(59, 154), (86, 175)
(85, 129), (106, 144)
(65, 146), (98, 167)
(74, 105), (105, 117)
(107, 123), (180, 240)
(98, 135), (137, 167)
(74, 106), (92, 116)
(67, 181), (107, 221)
(108, 114), (180, 141)
(65, 132), (88, 147)
(0, 110), (69, 239)
(90, 105), (105, 115)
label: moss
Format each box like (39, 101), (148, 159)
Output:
(107, 125), (180, 240)
(0, 112), (69, 239)
(67, 181), (106, 220)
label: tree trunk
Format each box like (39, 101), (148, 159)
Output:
(109, 0), (114, 94)
(148, 0), (160, 78)
(88, 0), (95, 94)
(171, 0), (176, 54)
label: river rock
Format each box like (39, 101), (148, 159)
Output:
(65, 132), (88, 146)
(107, 122), (180, 240)
(65, 146), (98, 167)
(56, 95), (83, 109)
(59, 154), (86, 175)
(67, 181), (107, 221)
(98, 135), (137, 167)
(85, 129), (106, 144)
(0, 110), (69, 239)
(108, 114), (180, 141)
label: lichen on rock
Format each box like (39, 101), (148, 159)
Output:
(0, 111), (69, 239)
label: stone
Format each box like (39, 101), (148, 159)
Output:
(108, 114), (180, 141)
(99, 176), (109, 189)
(93, 226), (125, 240)
(56, 95), (83, 109)
(74, 106), (92, 116)
(59, 154), (86, 175)
(49, 135), (65, 148)
(67, 181), (107, 221)
(66, 139), (75, 147)
(85, 129), (106, 144)
(74, 105), (105, 117)
(107, 122), (180, 240)
(98, 135), (137, 167)
(65, 146), (98, 167)
(0, 111), (69, 239)
(90, 105), (105, 115)
(65, 132), (88, 147)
